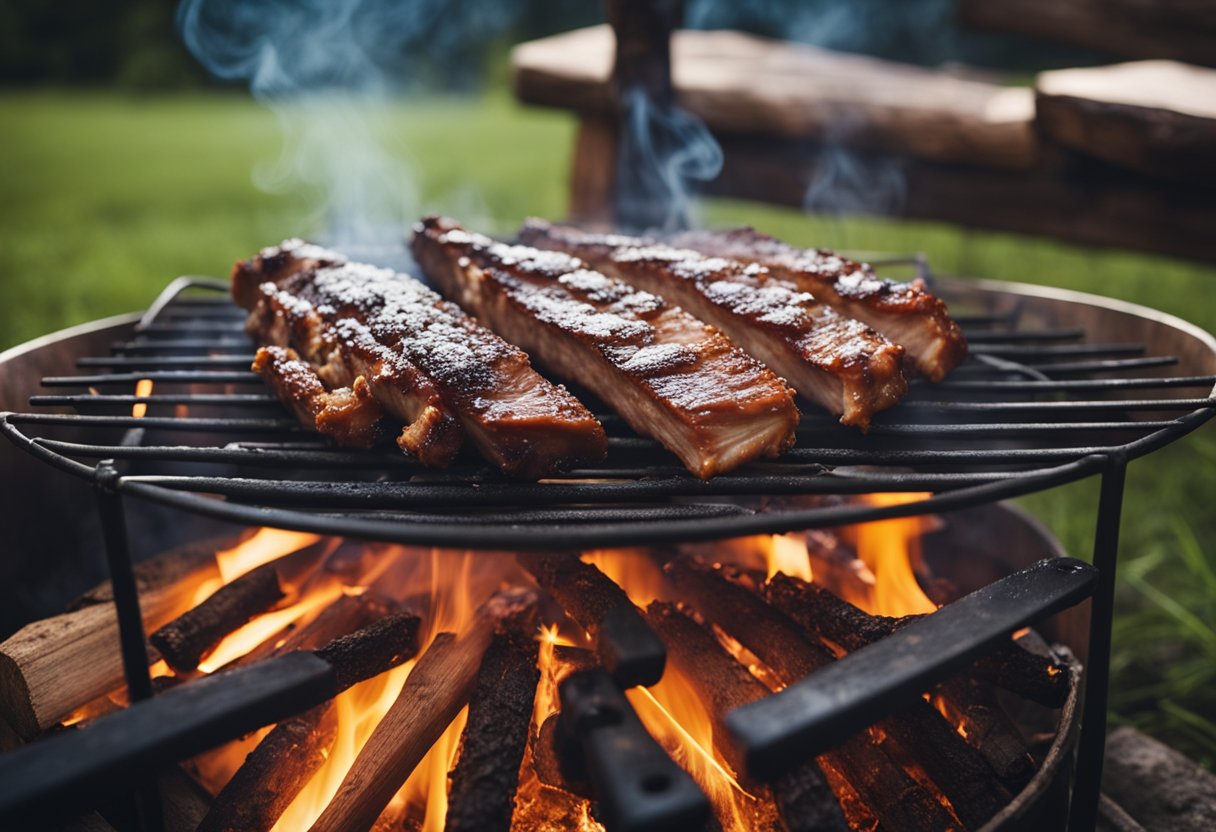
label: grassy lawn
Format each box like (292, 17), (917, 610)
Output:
(2, 89), (1214, 764)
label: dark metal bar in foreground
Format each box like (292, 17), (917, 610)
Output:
(559, 667), (710, 832)
(726, 557), (1098, 780)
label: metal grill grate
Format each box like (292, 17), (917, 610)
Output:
(3, 262), (1215, 549)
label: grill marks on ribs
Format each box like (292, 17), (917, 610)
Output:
(519, 220), (908, 430)
(411, 216), (800, 479)
(234, 242), (607, 478)
(668, 227), (968, 381)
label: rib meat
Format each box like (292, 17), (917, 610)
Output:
(519, 220), (908, 429)
(667, 227), (968, 381)
(252, 345), (386, 448)
(411, 216), (799, 479)
(234, 242), (607, 478)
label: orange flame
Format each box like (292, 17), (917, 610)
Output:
(852, 493), (938, 617)
(764, 533), (813, 583)
(131, 378), (152, 418)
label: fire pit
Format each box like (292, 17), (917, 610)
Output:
(0, 256), (1212, 831)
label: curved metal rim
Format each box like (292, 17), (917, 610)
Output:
(2, 274), (1215, 548)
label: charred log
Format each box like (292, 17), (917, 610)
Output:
(645, 602), (848, 832)
(309, 589), (536, 832)
(197, 595), (405, 832)
(764, 571), (1067, 706)
(674, 564), (1011, 826)
(516, 552), (664, 687)
(445, 613), (541, 832)
(197, 703), (338, 832)
(150, 562), (285, 673)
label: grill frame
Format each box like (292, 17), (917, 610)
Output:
(2, 262), (1215, 832)
(2, 267), (1213, 550)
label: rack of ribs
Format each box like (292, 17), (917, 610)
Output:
(518, 220), (908, 430)
(411, 216), (800, 479)
(666, 227), (968, 381)
(233, 241), (607, 478)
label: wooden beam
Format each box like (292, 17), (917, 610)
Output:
(1036, 60), (1216, 184)
(707, 132), (1216, 262)
(959, 0), (1216, 67)
(513, 25), (1039, 170)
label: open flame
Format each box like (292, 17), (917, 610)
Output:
(155, 491), (944, 830)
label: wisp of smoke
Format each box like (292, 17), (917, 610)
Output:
(176, 0), (518, 249)
(616, 86), (723, 233)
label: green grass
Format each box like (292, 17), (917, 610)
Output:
(2, 88), (1214, 765)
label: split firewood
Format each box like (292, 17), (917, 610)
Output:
(516, 552), (664, 687)
(309, 588), (537, 832)
(444, 605), (541, 832)
(0, 538), (225, 739)
(645, 602), (849, 832)
(764, 571), (1068, 706)
(196, 594), (405, 832)
(665, 557), (991, 829)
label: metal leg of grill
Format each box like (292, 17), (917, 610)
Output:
(1068, 454), (1127, 831)
(94, 462), (163, 832)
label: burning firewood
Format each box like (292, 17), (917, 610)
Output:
(0, 536), (228, 740)
(150, 540), (332, 673)
(196, 593), (408, 832)
(444, 605), (541, 832)
(766, 573), (1036, 789)
(764, 571), (1067, 706)
(308, 588), (537, 832)
(516, 552), (665, 687)
(664, 557), (1003, 829)
(644, 602), (850, 832)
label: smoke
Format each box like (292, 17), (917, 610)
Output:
(616, 86), (723, 233)
(685, 0), (956, 221)
(176, 0), (519, 249)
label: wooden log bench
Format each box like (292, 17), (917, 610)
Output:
(512, 24), (1216, 261)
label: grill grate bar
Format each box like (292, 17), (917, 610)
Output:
(948, 356), (1176, 376)
(931, 375), (1216, 392)
(8, 410), (1185, 438)
(42, 371), (260, 387)
(77, 356), (255, 368)
(121, 468), (1057, 506)
(31, 394), (280, 408)
(967, 343), (1144, 358)
(33, 437), (1129, 471)
(959, 328), (1083, 343)
(113, 341), (252, 354)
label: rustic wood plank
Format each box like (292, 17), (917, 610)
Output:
(960, 0), (1216, 67)
(1036, 60), (1216, 183)
(513, 25), (1038, 170)
(707, 133), (1216, 262)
